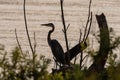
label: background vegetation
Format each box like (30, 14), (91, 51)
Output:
(0, 27), (119, 80)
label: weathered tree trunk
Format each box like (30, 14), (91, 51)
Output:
(65, 43), (82, 61)
(64, 42), (87, 63)
(88, 13), (110, 73)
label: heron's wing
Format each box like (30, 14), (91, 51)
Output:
(50, 40), (65, 64)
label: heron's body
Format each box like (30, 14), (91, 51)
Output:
(41, 23), (66, 65)
(49, 39), (66, 64)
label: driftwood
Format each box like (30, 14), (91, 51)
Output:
(64, 42), (87, 62)
(88, 13), (110, 73)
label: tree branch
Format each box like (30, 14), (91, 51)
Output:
(23, 0), (34, 54)
(33, 32), (36, 54)
(60, 0), (70, 65)
(84, 12), (92, 42)
(79, 29), (82, 43)
(15, 28), (24, 57)
(83, 0), (92, 42)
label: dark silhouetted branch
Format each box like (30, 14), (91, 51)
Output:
(84, 12), (92, 42)
(33, 32), (36, 54)
(79, 51), (83, 69)
(23, 0), (34, 54)
(79, 29), (82, 43)
(83, 0), (92, 42)
(65, 0), (92, 63)
(15, 28), (24, 57)
(60, 0), (70, 65)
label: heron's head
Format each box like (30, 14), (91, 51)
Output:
(41, 23), (54, 27)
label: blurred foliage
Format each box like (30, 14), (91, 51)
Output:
(0, 45), (120, 80)
(0, 46), (51, 80)
(0, 28), (119, 80)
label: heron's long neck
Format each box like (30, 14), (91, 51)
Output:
(48, 26), (54, 45)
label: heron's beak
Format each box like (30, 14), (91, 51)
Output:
(41, 24), (49, 26)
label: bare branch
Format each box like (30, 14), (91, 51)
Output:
(82, 55), (89, 62)
(60, 0), (70, 65)
(32, 32), (37, 68)
(80, 51), (83, 69)
(33, 32), (36, 54)
(80, 54), (89, 69)
(82, 55), (89, 67)
(83, 0), (92, 42)
(62, 24), (70, 32)
(15, 28), (24, 57)
(79, 0), (92, 68)
(79, 29), (82, 43)
(84, 12), (92, 41)
(23, 0), (34, 54)
(66, 24), (70, 31)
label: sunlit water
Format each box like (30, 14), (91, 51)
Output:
(0, 0), (120, 71)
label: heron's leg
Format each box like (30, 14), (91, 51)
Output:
(53, 57), (58, 69)
(55, 60), (62, 69)
(59, 63), (62, 68)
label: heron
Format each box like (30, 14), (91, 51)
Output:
(41, 23), (66, 66)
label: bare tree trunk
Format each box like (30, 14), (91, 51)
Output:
(65, 43), (83, 61)
(88, 13), (110, 73)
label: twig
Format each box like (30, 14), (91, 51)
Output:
(60, 0), (70, 65)
(33, 32), (36, 54)
(33, 32), (36, 69)
(82, 55), (89, 67)
(23, 0), (34, 54)
(79, 0), (92, 69)
(79, 29), (82, 43)
(82, 54), (89, 62)
(83, 0), (92, 42)
(66, 24), (70, 31)
(15, 28), (24, 57)
(80, 54), (89, 69)
(80, 51), (83, 69)
(74, 29), (82, 65)
(84, 12), (92, 41)
(62, 24), (70, 33)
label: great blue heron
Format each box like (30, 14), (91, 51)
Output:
(41, 23), (66, 66)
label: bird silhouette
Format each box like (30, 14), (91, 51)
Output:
(41, 23), (66, 65)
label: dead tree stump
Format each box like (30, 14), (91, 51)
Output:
(88, 13), (110, 73)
